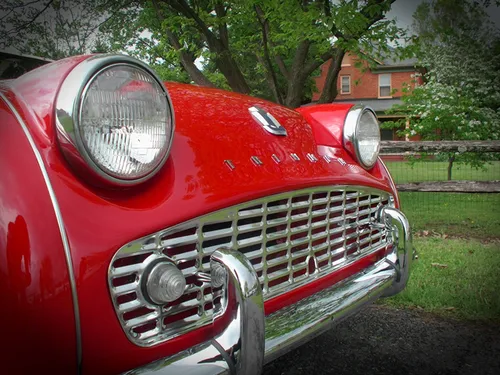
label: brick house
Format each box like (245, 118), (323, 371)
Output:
(313, 52), (422, 141)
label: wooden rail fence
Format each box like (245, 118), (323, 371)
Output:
(380, 141), (500, 193)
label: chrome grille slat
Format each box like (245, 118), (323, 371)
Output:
(118, 300), (142, 313)
(267, 256), (290, 267)
(125, 312), (160, 328)
(112, 263), (144, 277)
(109, 185), (392, 347)
(165, 299), (201, 315)
(237, 236), (263, 247)
(266, 242), (290, 253)
(161, 235), (198, 247)
(113, 282), (139, 295)
(200, 227), (234, 240)
(238, 222), (264, 233)
(170, 252), (198, 262)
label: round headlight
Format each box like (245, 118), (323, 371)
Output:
(56, 55), (174, 185)
(343, 106), (380, 169)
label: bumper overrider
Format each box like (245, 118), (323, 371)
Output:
(125, 207), (415, 375)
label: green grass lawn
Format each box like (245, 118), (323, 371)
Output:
(378, 160), (500, 321)
(381, 160), (500, 238)
(385, 160), (500, 183)
(382, 237), (500, 322)
(399, 192), (500, 238)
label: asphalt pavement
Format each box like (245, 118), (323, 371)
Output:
(263, 305), (500, 375)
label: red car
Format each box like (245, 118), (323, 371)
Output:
(0, 53), (415, 374)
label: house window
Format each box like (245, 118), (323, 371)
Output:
(411, 72), (422, 88)
(341, 76), (351, 94)
(379, 74), (391, 97)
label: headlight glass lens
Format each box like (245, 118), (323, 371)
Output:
(79, 64), (172, 180)
(356, 110), (380, 168)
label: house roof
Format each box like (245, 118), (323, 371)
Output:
(381, 56), (417, 67)
(333, 98), (403, 112)
(357, 45), (418, 70)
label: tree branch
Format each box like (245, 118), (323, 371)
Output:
(331, 0), (396, 41)
(303, 50), (333, 76)
(165, 0), (218, 47)
(10, 0), (55, 35)
(214, 1), (229, 48)
(152, 0), (215, 88)
(0, 0), (45, 22)
(255, 5), (284, 104)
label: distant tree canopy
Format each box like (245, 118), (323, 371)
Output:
(0, 0), (409, 107)
(385, 0), (500, 179)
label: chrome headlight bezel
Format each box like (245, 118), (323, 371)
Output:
(55, 54), (175, 186)
(343, 105), (380, 170)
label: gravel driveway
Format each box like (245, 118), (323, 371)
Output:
(263, 305), (500, 375)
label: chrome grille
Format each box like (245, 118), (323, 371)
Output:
(108, 186), (392, 346)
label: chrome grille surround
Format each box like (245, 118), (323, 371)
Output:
(108, 186), (392, 347)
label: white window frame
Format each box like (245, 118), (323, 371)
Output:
(411, 72), (422, 88)
(378, 73), (392, 98)
(340, 75), (351, 94)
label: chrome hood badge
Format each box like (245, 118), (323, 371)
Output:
(249, 106), (287, 136)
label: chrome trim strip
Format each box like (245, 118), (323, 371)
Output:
(251, 156), (263, 166)
(0, 92), (82, 374)
(306, 153), (318, 162)
(224, 160), (236, 170)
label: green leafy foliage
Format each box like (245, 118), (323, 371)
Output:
(1, 0), (408, 106)
(384, 0), (500, 174)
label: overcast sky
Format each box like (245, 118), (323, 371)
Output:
(386, 0), (500, 31)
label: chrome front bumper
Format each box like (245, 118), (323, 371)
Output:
(125, 207), (415, 375)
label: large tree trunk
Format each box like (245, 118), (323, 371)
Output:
(152, 0), (215, 87)
(317, 48), (345, 103)
(255, 5), (283, 104)
(166, 0), (251, 94)
(165, 29), (215, 88)
(257, 55), (283, 104)
(212, 43), (251, 94)
(284, 40), (311, 108)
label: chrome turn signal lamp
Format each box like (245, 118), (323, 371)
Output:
(145, 261), (186, 305)
(55, 54), (174, 186)
(343, 105), (381, 169)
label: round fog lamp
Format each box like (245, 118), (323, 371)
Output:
(211, 262), (227, 288)
(146, 262), (186, 304)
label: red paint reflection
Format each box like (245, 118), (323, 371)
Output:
(6, 215), (31, 304)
